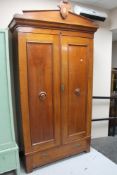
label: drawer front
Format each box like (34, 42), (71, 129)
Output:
(0, 151), (17, 173)
(32, 137), (90, 168)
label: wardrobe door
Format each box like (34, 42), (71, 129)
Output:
(19, 33), (61, 152)
(61, 35), (91, 144)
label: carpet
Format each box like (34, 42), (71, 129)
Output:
(91, 136), (117, 164)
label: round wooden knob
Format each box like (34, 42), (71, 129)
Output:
(74, 88), (80, 96)
(38, 91), (47, 100)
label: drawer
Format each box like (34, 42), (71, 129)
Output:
(32, 138), (89, 169)
(0, 150), (17, 173)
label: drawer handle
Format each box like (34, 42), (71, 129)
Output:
(41, 152), (48, 157)
(75, 143), (80, 147)
(38, 91), (47, 101)
(74, 88), (80, 96)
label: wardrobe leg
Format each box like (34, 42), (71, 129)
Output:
(25, 155), (33, 173)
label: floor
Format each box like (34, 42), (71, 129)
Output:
(92, 136), (117, 163)
(7, 148), (117, 175)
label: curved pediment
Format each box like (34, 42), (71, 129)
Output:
(9, 10), (98, 32)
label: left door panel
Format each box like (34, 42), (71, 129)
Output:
(19, 33), (61, 152)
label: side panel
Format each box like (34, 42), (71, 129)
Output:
(0, 30), (20, 174)
(0, 31), (15, 150)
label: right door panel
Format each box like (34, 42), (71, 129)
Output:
(61, 36), (90, 144)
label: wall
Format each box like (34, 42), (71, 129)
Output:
(112, 41), (117, 68)
(0, 0), (60, 28)
(92, 28), (112, 138)
(0, 0), (112, 138)
(110, 7), (117, 30)
(109, 8), (117, 41)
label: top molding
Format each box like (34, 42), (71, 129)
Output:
(8, 10), (98, 33)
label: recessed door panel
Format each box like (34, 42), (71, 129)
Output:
(61, 36), (89, 144)
(26, 34), (61, 151)
(68, 45), (87, 135)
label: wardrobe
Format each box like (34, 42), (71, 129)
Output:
(9, 9), (97, 172)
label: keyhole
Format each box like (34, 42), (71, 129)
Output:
(80, 58), (83, 62)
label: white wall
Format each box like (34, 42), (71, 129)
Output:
(0, 0), (112, 138)
(109, 8), (117, 41)
(0, 0), (60, 28)
(112, 41), (117, 68)
(110, 8), (117, 30)
(92, 28), (112, 138)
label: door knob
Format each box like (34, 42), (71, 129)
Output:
(74, 88), (80, 96)
(38, 91), (47, 100)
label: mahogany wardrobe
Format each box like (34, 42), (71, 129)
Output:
(9, 8), (97, 173)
